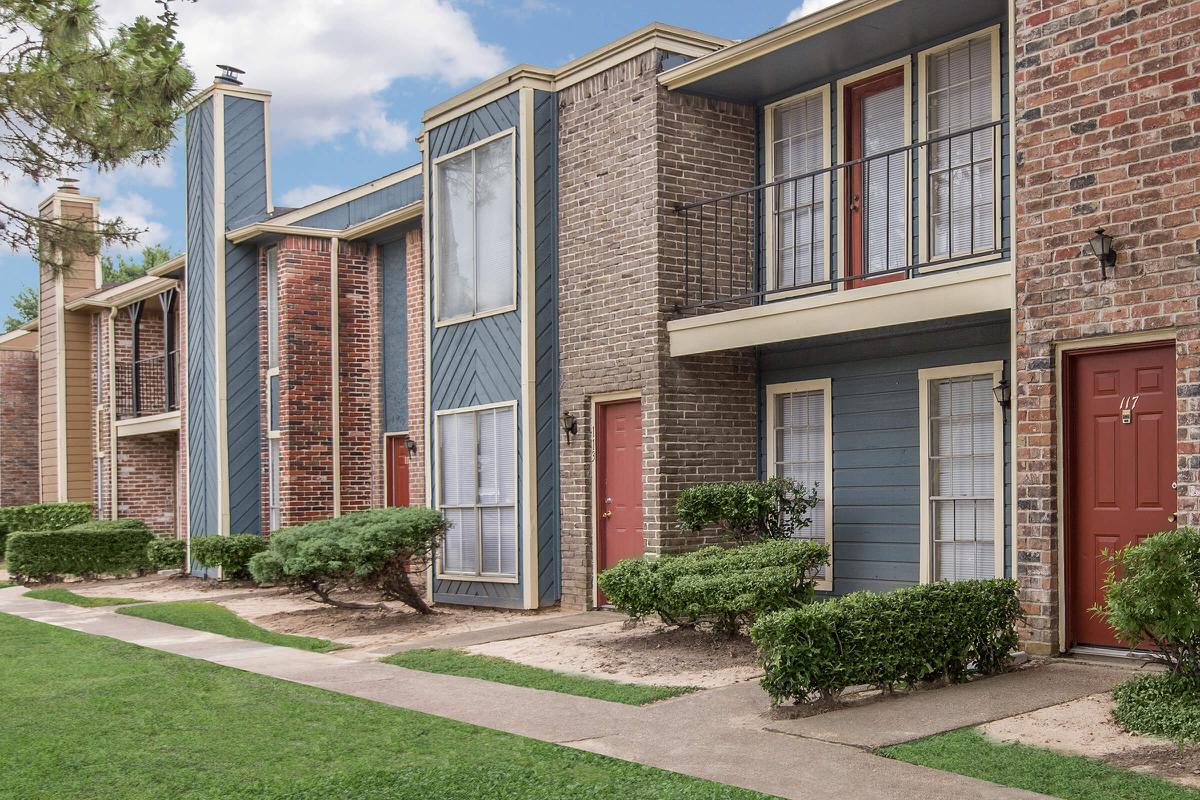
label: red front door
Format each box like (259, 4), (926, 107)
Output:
(596, 399), (644, 605)
(386, 436), (410, 507)
(844, 68), (907, 289)
(1066, 343), (1177, 648)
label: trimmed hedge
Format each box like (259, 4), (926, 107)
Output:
(751, 579), (1020, 706)
(676, 478), (819, 543)
(190, 534), (266, 579)
(147, 538), (187, 571)
(6, 519), (154, 582)
(597, 539), (829, 634)
(0, 502), (93, 555)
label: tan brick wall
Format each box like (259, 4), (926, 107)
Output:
(405, 226), (427, 506)
(1013, 0), (1200, 654)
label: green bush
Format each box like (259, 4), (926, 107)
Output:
(751, 579), (1020, 706)
(248, 507), (449, 614)
(1093, 528), (1200, 675)
(1112, 672), (1200, 742)
(190, 534), (267, 579)
(0, 502), (92, 555)
(146, 537), (186, 571)
(675, 477), (819, 543)
(6, 519), (154, 582)
(597, 539), (829, 634)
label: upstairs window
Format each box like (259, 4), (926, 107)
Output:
(435, 132), (515, 322)
(768, 90), (828, 290)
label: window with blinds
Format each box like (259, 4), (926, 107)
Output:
(435, 133), (515, 321)
(862, 83), (908, 274)
(928, 374), (996, 581)
(772, 388), (829, 579)
(926, 34), (996, 260)
(438, 405), (517, 578)
(771, 93), (826, 288)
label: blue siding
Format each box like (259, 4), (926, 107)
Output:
(294, 174), (422, 229)
(428, 93), (524, 607)
(224, 242), (262, 534)
(759, 312), (1012, 595)
(381, 236), (408, 432)
(223, 96), (269, 230)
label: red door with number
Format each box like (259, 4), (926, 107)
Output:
(386, 436), (410, 507)
(1066, 343), (1176, 648)
(596, 399), (644, 605)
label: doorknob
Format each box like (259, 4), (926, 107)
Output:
(1168, 513), (1177, 524)
(602, 511), (612, 519)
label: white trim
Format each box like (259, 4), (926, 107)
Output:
(917, 361), (1005, 584)
(225, 202), (423, 245)
(265, 163), (422, 227)
(185, 83), (271, 112)
(765, 379), (835, 592)
(213, 92), (231, 536)
(589, 389), (643, 608)
(330, 237), (341, 517)
(107, 307), (118, 519)
(421, 134), (434, 603)
(518, 88), (538, 609)
(262, 94), (274, 216)
(115, 410), (182, 437)
(431, 128), (519, 328)
(53, 196), (68, 501)
(1007, 0), (1019, 625)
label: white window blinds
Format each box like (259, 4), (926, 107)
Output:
(436, 135), (515, 320)
(773, 389), (828, 577)
(862, 83), (907, 274)
(439, 406), (517, 578)
(928, 374), (996, 581)
(927, 35), (995, 259)
(772, 95), (826, 288)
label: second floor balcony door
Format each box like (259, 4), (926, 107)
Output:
(845, 68), (907, 288)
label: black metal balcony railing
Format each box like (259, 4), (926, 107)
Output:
(115, 352), (178, 419)
(676, 119), (1006, 312)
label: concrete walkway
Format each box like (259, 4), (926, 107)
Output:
(0, 587), (1130, 800)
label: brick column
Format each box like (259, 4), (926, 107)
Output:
(405, 226), (427, 506)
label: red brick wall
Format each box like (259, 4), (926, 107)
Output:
(405, 226), (427, 506)
(1013, 0), (1200, 654)
(116, 430), (179, 536)
(337, 240), (377, 512)
(0, 349), (39, 506)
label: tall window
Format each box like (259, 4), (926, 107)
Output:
(921, 365), (1002, 582)
(767, 380), (832, 588)
(770, 92), (826, 288)
(435, 133), (515, 321)
(438, 405), (517, 578)
(265, 247), (281, 531)
(926, 32), (996, 260)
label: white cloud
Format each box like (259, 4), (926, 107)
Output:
(101, 0), (507, 155)
(101, 192), (172, 256)
(786, 0), (843, 22)
(279, 183), (345, 208)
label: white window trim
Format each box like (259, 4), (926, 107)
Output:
(763, 85), (832, 300)
(834, 55), (913, 284)
(433, 399), (520, 583)
(765, 378), (834, 592)
(431, 127), (519, 328)
(917, 360), (1005, 584)
(917, 25), (1003, 270)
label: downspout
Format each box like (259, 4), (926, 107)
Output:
(107, 307), (118, 519)
(331, 236), (341, 517)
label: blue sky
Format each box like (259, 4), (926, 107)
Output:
(0, 0), (832, 312)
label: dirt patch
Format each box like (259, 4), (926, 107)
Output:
(982, 692), (1200, 789)
(67, 574), (269, 603)
(466, 620), (762, 688)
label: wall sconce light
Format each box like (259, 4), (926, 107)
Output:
(561, 411), (578, 444)
(405, 438), (417, 457)
(993, 377), (1011, 422)
(1087, 228), (1117, 279)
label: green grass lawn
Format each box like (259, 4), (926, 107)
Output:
(0, 612), (769, 800)
(384, 648), (695, 705)
(883, 728), (1200, 800)
(116, 600), (346, 653)
(24, 587), (142, 607)
(0, 580), (14, 588)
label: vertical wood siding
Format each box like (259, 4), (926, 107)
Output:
(381, 236), (409, 433)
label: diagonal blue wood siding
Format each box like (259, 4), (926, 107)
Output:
(294, 174), (422, 229)
(759, 312), (1012, 595)
(381, 234), (409, 433)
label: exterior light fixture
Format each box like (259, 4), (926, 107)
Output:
(993, 377), (1011, 422)
(1087, 228), (1117, 279)
(561, 411), (578, 444)
(405, 438), (417, 457)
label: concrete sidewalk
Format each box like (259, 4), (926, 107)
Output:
(2, 586), (1125, 800)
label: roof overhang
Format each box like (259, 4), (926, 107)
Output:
(263, 163), (421, 228)
(226, 201), (423, 245)
(65, 274), (179, 311)
(0, 327), (37, 351)
(659, 0), (1006, 105)
(147, 253), (186, 278)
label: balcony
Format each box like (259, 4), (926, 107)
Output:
(115, 352), (179, 423)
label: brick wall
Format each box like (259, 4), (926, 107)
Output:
(556, 50), (758, 610)
(405, 226), (427, 505)
(116, 430), (179, 536)
(337, 240), (378, 512)
(1013, 0), (1200, 653)
(0, 349), (39, 506)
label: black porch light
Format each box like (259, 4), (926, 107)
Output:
(561, 411), (578, 444)
(993, 377), (1011, 422)
(1087, 228), (1117, 279)
(405, 438), (417, 457)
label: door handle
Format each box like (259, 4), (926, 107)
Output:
(1167, 513), (1177, 524)
(850, 193), (861, 212)
(602, 511), (612, 519)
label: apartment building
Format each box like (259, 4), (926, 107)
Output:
(2, 0), (1195, 654)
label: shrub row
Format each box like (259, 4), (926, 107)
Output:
(597, 539), (829, 634)
(0, 502), (93, 554)
(1112, 673), (1200, 743)
(146, 537), (187, 571)
(249, 507), (448, 613)
(191, 534), (267, 579)
(6, 519), (154, 582)
(675, 477), (819, 544)
(751, 579), (1020, 705)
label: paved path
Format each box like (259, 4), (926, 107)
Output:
(0, 587), (1129, 800)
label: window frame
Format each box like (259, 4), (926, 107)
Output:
(917, 360), (1005, 584)
(763, 85), (832, 299)
(264, 246), (282, 532)
(433, 400), (520, 583)
(431, 128), (519, 327)
(917, 25), (1003, 270)
(765, 378), (834, 592)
